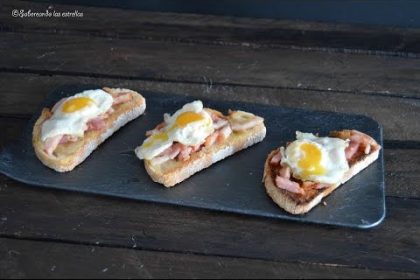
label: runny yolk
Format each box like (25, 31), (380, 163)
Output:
(175, 112), (204, 127)
(298, 142), (326, 178)
(62, 97), (94, 113)
(143, 132), (169, 148)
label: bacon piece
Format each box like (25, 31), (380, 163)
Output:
(205, 131), (219, 147)
(270, 151), (282, 165)
(178, 145), (193, 161)
(86, 117), (107, 131)
(278, 166), (291, 179)
(315, 183), (330, 190)
(344, 130), (378, 161)
(106, 107), (115, 115)
(44, 135), (64, 156)
(112, 93), (132, 105)
(345, 141), (360, 161)
(59, 135), (78, 144)
(150, 144), (182, 165)
(191, 144), (202, 153)
(275, 176), (304, 195)
(217, 125), (232, 144)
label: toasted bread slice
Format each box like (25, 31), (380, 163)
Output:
(33, 87), (146, 172)
(143, 109), (266, 187)
(263, 130), (381, 215)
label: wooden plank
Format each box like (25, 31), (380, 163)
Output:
(1, 32), (420, 98)
(0, 171), (419, 273)
(1, 238), (418, 279)
(385, 149), (420, 198)
(0, 73), (419, 142)
(2, 0), (420, 55)
(0, 114), (418, 198)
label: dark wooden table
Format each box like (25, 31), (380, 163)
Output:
(1, 1), (420, 278)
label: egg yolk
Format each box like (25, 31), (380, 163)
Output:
(143, 132), (169, 148)
(298, 142), (326, 178)
(62, 97), (94, 113)
(175, 112), (205, 127)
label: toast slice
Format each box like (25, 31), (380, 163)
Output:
(137, 106), (266, 187)
(33, 87), (146, 172)
(263, 130), (381, 215)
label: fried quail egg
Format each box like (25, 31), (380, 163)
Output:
(41, 89), (113, 141)
(136, 101), (214, 160)
(280, 132), (349, 184)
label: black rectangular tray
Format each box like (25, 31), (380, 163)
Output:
(0, 85), (385, 228)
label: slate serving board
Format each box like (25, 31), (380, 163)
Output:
(0, 85), (385, 228)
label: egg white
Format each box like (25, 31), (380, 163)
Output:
(281, 131), (349, 184)
(136, 100), (214, 160)
(41, 89), (113, 141)
(138, 132), (173, 160)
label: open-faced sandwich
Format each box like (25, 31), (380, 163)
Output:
(33, 87), (146, 172)
(263, 130), (381, 214)
(135, 100), (266, 187)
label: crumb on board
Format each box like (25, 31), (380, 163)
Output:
(322, 201), (327, 206)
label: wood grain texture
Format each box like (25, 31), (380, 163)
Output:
(1, 32), (420, 99)
(2, 0), (420, 56)
(0, 171), (419, 273)
(1, 238), (418, 279)
(1, 2), (419, 276)
(0, 73), (420, 142)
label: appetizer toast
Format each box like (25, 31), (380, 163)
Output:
(33, 87), (146, 172)
(263, 130), (381, 215)
(136, 101), (266, 187)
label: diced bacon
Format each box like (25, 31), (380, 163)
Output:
(275, 176), (304, 195)
(59, 135), (78, 144)
(345, 141), (360, 161)
(112, 93), (132, 105)
(178, 145), (193, 161)
(106, 107), (115, 114)
(278, 166), (291, 179)
(345, 130), (379, 161)
(44, 135), (64, 156)
(217, 125), (232, 144)
(86, 117), (107, 131)
(315, 183), (330, 190)
(301, 181), (314, 189)
(205, 132), (219, 147)
(270, 151), (282, 165)
(150, 144), (182, 165)
(191, 144), (202, 153)
(301, 181), (329, 190)
(350, 133), (362, 143)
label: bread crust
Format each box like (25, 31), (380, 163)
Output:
(32, 87), (146, 172)
(143, 110), (266, 187)
(263, 130), (381, 215)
